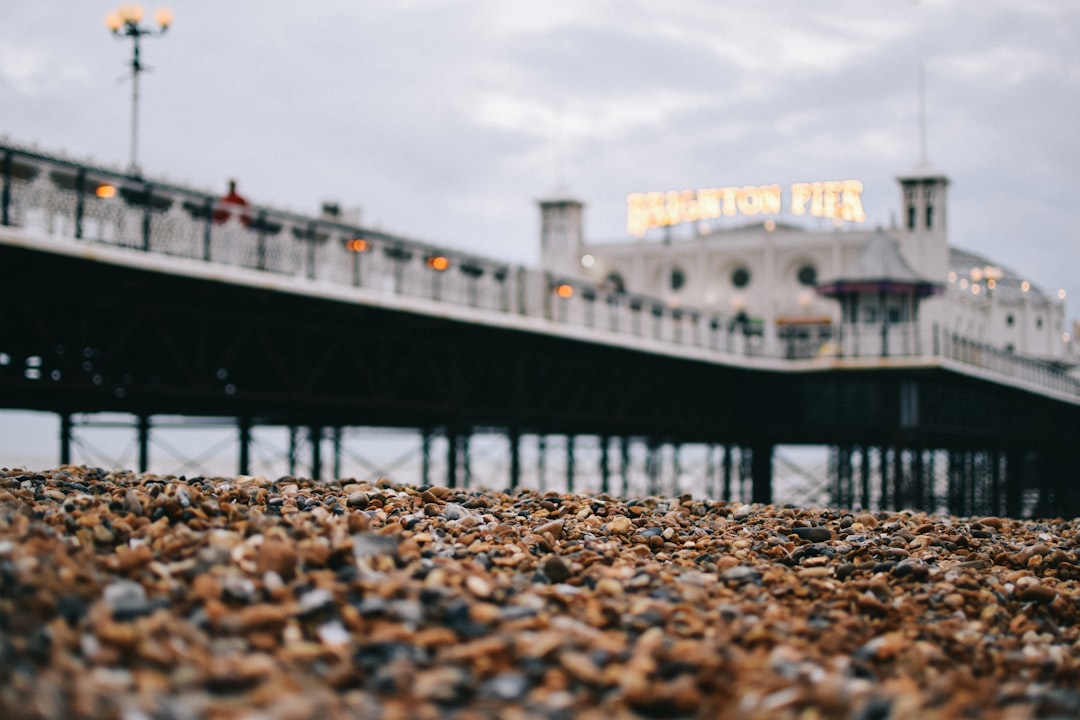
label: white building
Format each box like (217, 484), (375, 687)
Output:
(539, 163), (1074, 365)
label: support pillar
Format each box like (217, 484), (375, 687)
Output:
(750, 443), (773, 505)
(509, 428), (521, 492)
(722, 444), (733, 502)
(421, 429), (433, 487)
(672, 444), (682, 496)
(1005, 449), (1024, 518)
(646, 439), (660, 496)
(288, 426), (298, 477)
(566, 435), (575, 494)
(238, 416), (252, 476)
(893, 445), (904, 510)
(538, 435), (547, 493)
(59, 413), (73, 466)
(990, 448), (1002, 517)
(600, 436), (610, 496)
(461, 433), (471, 489)
(860, 445), (871, 511)
(332, 427), (342, 480)
(310, 425), (322, 482)
(137, 415), (151, 474)
(705, 444), (716, 500)
(620, 437), (630, 497)
(947, 450), (962, 516)
(878, 446), (890, 511)
(446, 428), (459, 489)
(912, 448), (924, 512)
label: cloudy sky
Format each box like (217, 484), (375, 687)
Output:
(2, 1), (1078, 469)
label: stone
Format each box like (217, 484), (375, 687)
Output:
(2, 465), (1080, 718)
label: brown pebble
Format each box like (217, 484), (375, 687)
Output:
(256, 538), (299, 581)
(542, 555), (572, 583)
(535, 519), (565, 540)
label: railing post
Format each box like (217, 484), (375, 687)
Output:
(256, 211), (268, 270)
(1, 150), (11, 227)
(141, 182), (153, 251)
(202, 197), (213, 261)
(306, 222), (317, 280)
(74, 168), (86, 240)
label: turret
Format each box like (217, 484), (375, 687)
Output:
(538, 196), (584, 276)
(896, 164), (949, 282)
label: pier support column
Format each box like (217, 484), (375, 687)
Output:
(509, 428), (521, 492)
(446, 428), (459, 489)
(59, 413), (73, 466)
(332, 427), (342, 480)
(566, 435), (575, 494)
(722, 444), (733, 502)
(620, 437), (630, 497)
(310, 425), (323, 482)
(878, 446), (890, 511)
(460, 432), (471, 488)
(238, 417), (252, 476)
(672, 444), (682, 496)
(137, 415), (151, 474)
(421, 429), (433, 487)
(912, 448), (925, 512)
(646, 439), (660, 496)
(990, 449), (1002, 517)
(538, 435), (547, 493)
(750, 443), (773, 505)
(1005, 449), (1024, 518)
(600, 436), (610, 496)
(288, 426), (298, 476)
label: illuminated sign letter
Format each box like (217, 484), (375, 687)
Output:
(840, 180), (866, 222)
(626, 193), (650, 236)
(790, 183), (812, 216)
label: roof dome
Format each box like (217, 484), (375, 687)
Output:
(949, 246), (1052, 304)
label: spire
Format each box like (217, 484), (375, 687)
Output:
(918, 63), (928, 166)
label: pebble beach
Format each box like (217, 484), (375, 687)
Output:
(2, 466), (1079, 719)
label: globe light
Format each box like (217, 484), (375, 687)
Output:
(121, 4), (144, 23)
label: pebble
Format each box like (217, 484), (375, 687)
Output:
(2, 465), (1080, 718)
(791, 526), (833, 542)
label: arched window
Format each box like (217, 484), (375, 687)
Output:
(670, 267), (686, 292)
(605, 272), (625, 293)
(797, 264), (817, 287)
(731, 267), (751, 288)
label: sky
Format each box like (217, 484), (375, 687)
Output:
(2, 0), (1079, 473)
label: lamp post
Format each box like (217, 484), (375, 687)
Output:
(105, 4), (173, 174)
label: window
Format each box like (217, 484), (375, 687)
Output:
(670, 267), (686, 292)
(864, 306), (878, 324)
(1036, 316), (1043, 330)
(605, 272), (625, 293)
(907, 206), (916, 230)
(797, 264), (817, 287)
(1006, 314), (1014, 327)
(732, 267), (751, 288)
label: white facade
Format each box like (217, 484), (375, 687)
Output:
(540, 166), (1074, 365)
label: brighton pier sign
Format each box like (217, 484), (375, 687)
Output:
(626, 180), (866, 237)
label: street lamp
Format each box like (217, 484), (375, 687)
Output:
(105, 4), (173, 174)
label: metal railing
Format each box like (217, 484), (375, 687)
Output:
(934, 327), (1080, 398)
(3, 140), (1078, 401)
